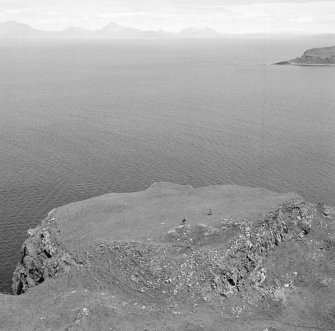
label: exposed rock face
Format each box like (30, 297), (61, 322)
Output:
(291, 54), (335, 65)
(11, 195), (313, 302)
(12, 209), (77, 294)
(89, 199), (313, 303)
(180, 200), (314, 300)
(276, 45), (335, 65)
(2, 183), (335, 331)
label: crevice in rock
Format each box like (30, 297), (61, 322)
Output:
(44, 249), (52, 258)
(12, 212), (77, 295)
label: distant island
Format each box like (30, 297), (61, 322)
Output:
(0, 21), (223, 39)
(276, 46), (335, 65)
(2, 21), (335, 41)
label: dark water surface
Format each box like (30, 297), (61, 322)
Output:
(1, 38), (335, 293)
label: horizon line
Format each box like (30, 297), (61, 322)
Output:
(1, 20), (335, 36)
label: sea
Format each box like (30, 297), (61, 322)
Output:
(1, 37), (335, 293)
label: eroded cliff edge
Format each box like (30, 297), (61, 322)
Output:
(2, 183), (335, 331)
(12, 209), (78, 294)
(276, 45), (335, 65)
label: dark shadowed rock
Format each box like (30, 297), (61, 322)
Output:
(12, 209), (77, 294)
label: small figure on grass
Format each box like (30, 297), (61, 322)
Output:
(207, 209), (213, 216)
(181, 218), (187, 225)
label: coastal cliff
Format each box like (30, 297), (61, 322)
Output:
(12, 209), (77, 295)
(1, 183), (335, 330)
(276, 45), (335, 65)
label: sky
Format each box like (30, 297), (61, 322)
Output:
(1, 0), (335, 34)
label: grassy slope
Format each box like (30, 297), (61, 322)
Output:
(54, 183), (296, 252)
(1, 183), (335, 331)
(291, 46), (335, 64)
(304, 46), (335, 59)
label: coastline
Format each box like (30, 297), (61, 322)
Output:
(275, 45), (335, 66)
(275, 61), (335, 66)
(1, 182), (335, 330)
(290, 62), (335, 66)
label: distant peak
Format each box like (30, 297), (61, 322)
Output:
(178, 26), (220, 38)
(1, 20), (33, 28)
(0, 20), (225, 39)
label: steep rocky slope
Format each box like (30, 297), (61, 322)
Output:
(276, 45), (335, 65)
(1, 183), (335, 330)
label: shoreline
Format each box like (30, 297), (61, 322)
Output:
(290, 62), (335, 66)
(4, 182), (335, 295)
(275, 61), (335, 66)
(1, 182), (335, 330)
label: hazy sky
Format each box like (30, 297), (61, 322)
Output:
(1, 0), (335, 33)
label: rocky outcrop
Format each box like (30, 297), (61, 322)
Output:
(276, 45), (335, 65)
(184, 199), (313, 299)
(13, 198), (313, 301)
(290, 54), (335, 65)
(12, 209), (77, 294)
(110, 199), (314, 302)
(3, 183), (335, 331)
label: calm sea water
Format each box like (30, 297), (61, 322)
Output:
(1, 38), (335, 293)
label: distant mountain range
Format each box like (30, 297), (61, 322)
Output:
(0, 21), (224, 39)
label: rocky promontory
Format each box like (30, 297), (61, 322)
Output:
(276, 45), (335, 65)
(1, 183), (335, 330)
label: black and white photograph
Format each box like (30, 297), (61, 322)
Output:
(0, 0), (335, 330)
